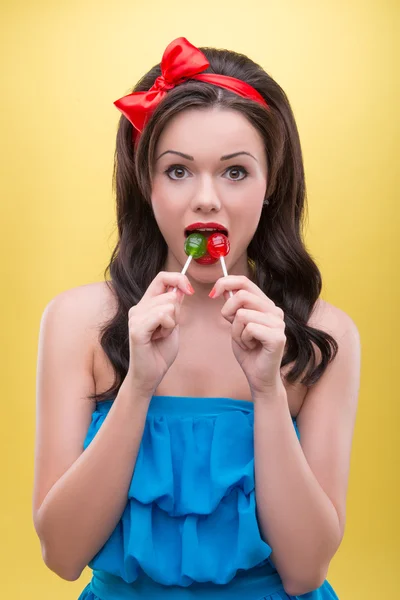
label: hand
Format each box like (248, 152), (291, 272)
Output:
(127, 272), (194, 397)
(209, 275), (286, 397)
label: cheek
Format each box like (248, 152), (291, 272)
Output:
(241, 216), (261, 248)
(150, 173), (165, 204)
(233, 191), (264, 247)
(150, 177), (185, 242)
(150, 179), (168, 227)
(221, 176), (265, 201)
(151, 174), (189, 208)
(151, 175), (172, 214)
(227, 180), (264, 214)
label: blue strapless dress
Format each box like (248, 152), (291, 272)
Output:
(78, 395), (339, 599)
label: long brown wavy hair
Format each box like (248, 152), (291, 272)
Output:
(89, 44), (338, 404)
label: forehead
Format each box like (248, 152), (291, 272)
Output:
(155, 107), (265, 157)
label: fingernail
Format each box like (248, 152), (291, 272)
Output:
(208, 287), (216, 298)
(187, 283), (195, 294)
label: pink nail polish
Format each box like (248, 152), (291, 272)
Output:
(208, 287), (216, 298)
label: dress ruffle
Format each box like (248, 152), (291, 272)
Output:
(77, 584), (296, 600)
(78, 577), (339, 600)
(82, 396), (300, 587)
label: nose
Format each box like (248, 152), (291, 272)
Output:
(190, 175), (221, 212)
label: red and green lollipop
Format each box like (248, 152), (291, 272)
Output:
(173, 231), (232, 296)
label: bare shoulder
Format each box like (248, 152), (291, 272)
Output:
(41, 281), (118, 392)
(310, 298), (360, 341)
(46, 280), (117, 346)
(50, 280), (116, 314)
(291, 298), (360, 385)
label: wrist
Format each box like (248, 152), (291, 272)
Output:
(251, 381), (287, 404)
(120, 372), (154, 404)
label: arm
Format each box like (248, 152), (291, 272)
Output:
(253, 310), (361, 596)
(33, 287), (150, 581)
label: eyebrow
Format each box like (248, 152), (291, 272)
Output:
(155, 150), (258, 162)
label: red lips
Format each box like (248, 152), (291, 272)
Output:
(184, 222), (228, 235)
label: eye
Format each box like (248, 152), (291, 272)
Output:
(223, 166), (249, 181)
(165, 165), (191, 180)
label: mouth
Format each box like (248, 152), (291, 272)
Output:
(184, 226), (229, 240)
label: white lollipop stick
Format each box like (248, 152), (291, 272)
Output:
(220, 255), (233, 298)
(172, 254), (193, 292)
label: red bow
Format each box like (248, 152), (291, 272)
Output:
(114, 37), (268, 134)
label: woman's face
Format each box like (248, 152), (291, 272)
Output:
(151, 107), (268, 286)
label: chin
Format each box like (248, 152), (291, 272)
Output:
(188, 266), (219, 281)
(186, 262), (221, 281)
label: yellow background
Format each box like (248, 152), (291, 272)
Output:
(1, 0), (398, 598)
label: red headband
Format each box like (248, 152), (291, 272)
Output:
(113, 37), (269, 136)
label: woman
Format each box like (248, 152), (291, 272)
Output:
(33, 37), (361, 599)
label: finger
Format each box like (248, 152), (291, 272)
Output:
(129, 291), (185, 337)
(144, 271), (194, 299)
(174, 289), (184, 322)
(210, 275), (269, 302)
(159, 292), (185, 337)
(220, 290), (270, 324)
(131, 304), (176, 344)
(241, 322), (286, 350)
(231, 313), (252, 351)
(221, 291), (285, 325)
(151, 314), (177, 341)
(210, 276), (282, 318)
(231, 309), (280, 350)
(142, 291), (184, 308)
(140, 292), (186, 322)
(152, 290), (186, 311)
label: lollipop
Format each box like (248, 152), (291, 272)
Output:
(172, 232), (207, 292)
(207, 233), (233, 298)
